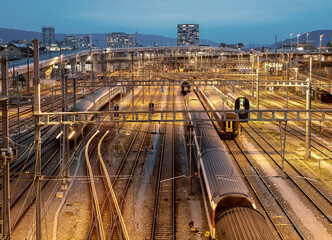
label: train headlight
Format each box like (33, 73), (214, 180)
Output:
(68, 130), (76, 139)
(56, 131), (63, 139)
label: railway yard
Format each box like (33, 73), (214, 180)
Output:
(1, 45), (332, 240)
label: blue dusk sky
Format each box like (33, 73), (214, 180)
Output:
(1, 0), (331, 44)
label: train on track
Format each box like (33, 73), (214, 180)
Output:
(314, 89), (332, 103)
(187, 92), (275, 239)
(69, 87), (122, 140)
(181, 81), (249, 137)
(181, 81), (191, 95)
(198, 87), (239, 138)
(214, 89), (250, 122)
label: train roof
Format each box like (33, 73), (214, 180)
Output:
(72, 87), (117, 112)
(198, 125), (251, 205)
(187, 92), (252, 206)
(202, 88), (234, 112)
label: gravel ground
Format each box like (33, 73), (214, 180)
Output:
(240, 124), (332, 240)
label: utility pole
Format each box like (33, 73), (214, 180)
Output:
(73, 71), (77, 149)
(16, 72), (21, 146)
(142, 52), (145, 104)
(27, 42), (31, 96)
(305, 57), (312, 159)
(33, 38), (42, 240)
(131, 52), (134, 119)
(319, 35), (323, 86)
(1, 56), (11, 240)
(251, 55), (254, 98)
(287, 33), (293, 109)
(275, 34), (277, 75)
(256, 55), (260, 110)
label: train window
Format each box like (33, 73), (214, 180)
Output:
(240, 98), (245, 109)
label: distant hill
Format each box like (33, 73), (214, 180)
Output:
(3, 27), (329, 49)
(0, 27), (67, 42)
(272, 30), (332, 48)
(0, 27), (219, 47)
(133, 33), (219, 47)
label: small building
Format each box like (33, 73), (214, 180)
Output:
(177, 24), (199, 46)
(106, 32), (133, 48)
(0, 43), (33, 60)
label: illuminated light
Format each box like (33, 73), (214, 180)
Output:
(56, 131), (63, 139)
(68, 130), (76, 139)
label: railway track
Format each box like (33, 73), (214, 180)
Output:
(240, 122), (332, 236)
(85, 86), (160, 239)
(234, 87), (332, 158)
(224, 139), (301, 239)
(151, 84), (176, 240)
(263, 92), (332, 138)
(107, 87), (161, 239)
(85, 87), (143, 238)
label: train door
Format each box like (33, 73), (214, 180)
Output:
(225, 119), (233, 133)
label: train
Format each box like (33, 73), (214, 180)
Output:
(187, 92), (275, 239)
(68, 87), (122, 140)
(211, 88), (250, 121)
(314, 89), (332, 103)
(181, 82), (250, 122)
(198, 87), (239, 138)
(181, 81), (191, 95)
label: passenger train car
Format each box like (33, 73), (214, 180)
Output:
(187, 92), (275, 239)
(69, 87), (122, 139)
(181, 81), (191, 95)
(210, 87), (250, 121)
(198, 87), (239, 138)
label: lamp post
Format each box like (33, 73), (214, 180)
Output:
(27, 42), (30, 96)
(286, 33), (293, 108)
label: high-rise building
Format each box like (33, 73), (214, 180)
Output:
(177, 24), (199, 46)
(106, 32), (133, 48)
(41, 26), (55, 46)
